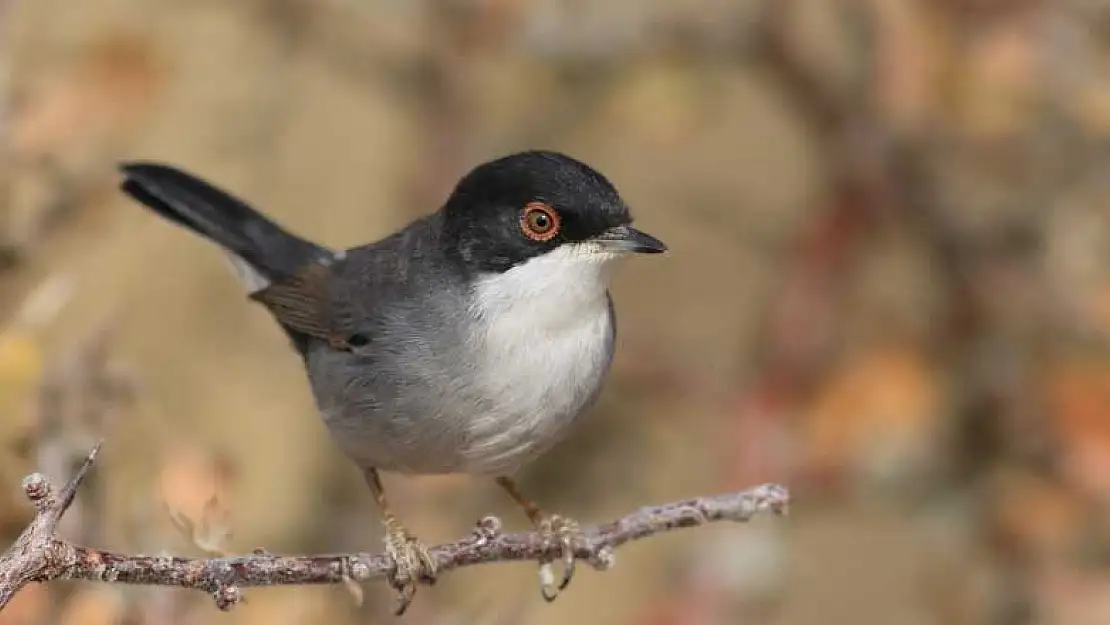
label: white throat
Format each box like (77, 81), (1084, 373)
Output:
(470, 243), (619, 328)
(461, 243), (622, 473)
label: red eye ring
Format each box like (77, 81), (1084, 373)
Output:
(520, 202), (561, 241)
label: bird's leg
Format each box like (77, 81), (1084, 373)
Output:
(365, 468), (437, 615)
(495, 476), (587, 601)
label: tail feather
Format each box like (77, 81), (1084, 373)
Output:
(118, 162), (327, 284)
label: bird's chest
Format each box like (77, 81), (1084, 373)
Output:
(459, 282), (615, 473)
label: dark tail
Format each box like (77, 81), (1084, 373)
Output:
(118, 162), (327, 282)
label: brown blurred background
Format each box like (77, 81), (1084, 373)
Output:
(2, 0), (1110, 624)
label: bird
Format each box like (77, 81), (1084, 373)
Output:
(117, 150), (666, 613)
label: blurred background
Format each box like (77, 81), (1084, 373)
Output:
(2, 0), (1110, 623)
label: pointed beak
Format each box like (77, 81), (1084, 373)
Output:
(596, 224), (667, 254)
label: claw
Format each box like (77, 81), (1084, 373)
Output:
(539, 563), (557, 602)
(383, 519), (438, 615)
(559, 549), (575, 591)
(535, 514), (585, 601)
(394, 585), (415, 616)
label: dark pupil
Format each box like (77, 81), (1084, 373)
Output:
(531, 213), (550, 230)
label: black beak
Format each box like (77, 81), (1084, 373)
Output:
(597, 224), (667, 254)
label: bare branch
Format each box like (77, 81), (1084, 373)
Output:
(0, 444), (789, 612)
(0, 441), (102, 606)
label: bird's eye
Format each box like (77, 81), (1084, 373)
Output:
(520, 202), (561, 241)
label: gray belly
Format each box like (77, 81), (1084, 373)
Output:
(306, 306), (614, 476)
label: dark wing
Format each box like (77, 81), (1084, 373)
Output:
(250, 213), (450, 354)
(249, 262), (359, 351)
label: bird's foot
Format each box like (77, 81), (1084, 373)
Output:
(382, 518), (438, 615)
(533, 513), (588, 601)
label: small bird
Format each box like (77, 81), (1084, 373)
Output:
(117, 150), (665, 612)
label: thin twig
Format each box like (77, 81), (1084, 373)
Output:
(0, 441), (102, 606)
(0, 443), (789, 612)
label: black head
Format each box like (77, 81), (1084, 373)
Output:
(440, 150), (665, 273)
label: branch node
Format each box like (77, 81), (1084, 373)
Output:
(347, 558), (371, 582)
(21, 473), (52, 509)
(212, 583), (242, 611)
(588, 545), (615, 571)
(472, 515), (503, 544)
(718, 483), (791, 522)
(758, 484), (791, 516)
